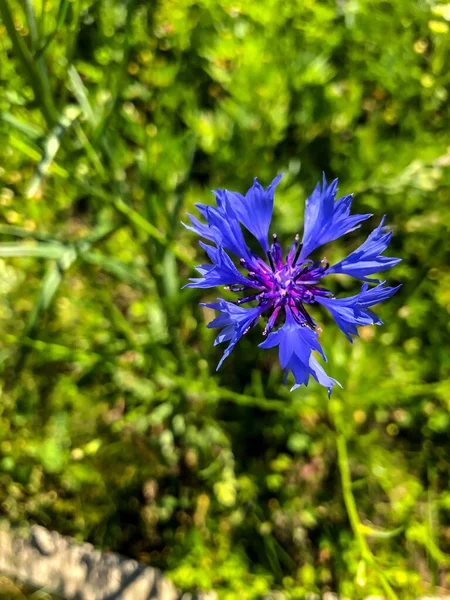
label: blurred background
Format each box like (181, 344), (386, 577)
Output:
(0, 0), (449, 598)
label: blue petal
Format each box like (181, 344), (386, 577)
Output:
(327, 216), (401, 281)
(356, 281), (402, 308)
(300, 174), (371, 261)
(206, 191), (255, 261)
(225, 174), (283, 254)
(184, 244), (258, 289)
(259, 307), (339, 394)
(183, 192), (254, 262)
(316, 281), (401, 342)
(291, 357), (342, 398)
(182, 213), (216, 243)
(204, 299), (268, 369)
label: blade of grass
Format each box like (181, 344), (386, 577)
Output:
(24, 0), (39, 50)
(1, 111), (44, 140)
(9, 134), (68, 178)
(3, 333), (109, 361)
(24, 256), (73, 335)
(0, 225), (54, 242)
(58, 0), (82, 107)
(67, 65), (117, 165)
(73, 123), (106, 178)
(0, 242), (66, 259)
(77, 222), (120, 246)
(0, 222), (118, 245)
(360, 525), (405, 539)
(172, 374), (286, 411)
(90, 0), (135, 145)
(67, 65), (96, 125)
(0, 0), (58, 126)
(34, 0), (69, 59)
(26, 105), (81, 198)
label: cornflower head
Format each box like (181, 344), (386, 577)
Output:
(184, 174), (401, 395)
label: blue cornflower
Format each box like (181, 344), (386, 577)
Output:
(184, 174), (401, 395)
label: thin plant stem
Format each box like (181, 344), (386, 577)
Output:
(336, 431), (400, 600)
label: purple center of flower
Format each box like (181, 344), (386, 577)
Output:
(228, 233), (333, 335)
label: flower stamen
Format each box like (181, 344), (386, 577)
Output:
(267, 249), (276, 272)
(263, 304), (282, 335)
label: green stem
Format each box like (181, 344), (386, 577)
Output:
(336, 432), (400, 600)
(172, 374), (286, 411)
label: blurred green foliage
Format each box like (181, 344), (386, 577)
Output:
(0, 0), (449, 598)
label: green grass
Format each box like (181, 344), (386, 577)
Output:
(0, 0), (449, 597)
